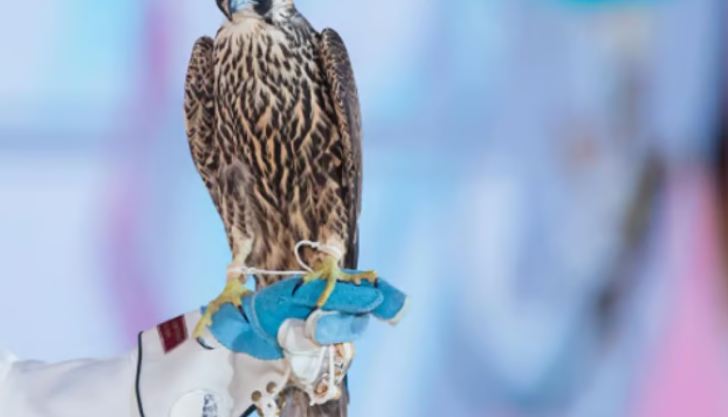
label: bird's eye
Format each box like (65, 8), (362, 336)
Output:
(253, 0), (272, 16)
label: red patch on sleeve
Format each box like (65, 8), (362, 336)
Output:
(157, 315), (188, 353)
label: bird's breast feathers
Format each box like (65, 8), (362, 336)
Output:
(206, 7), (348, 264)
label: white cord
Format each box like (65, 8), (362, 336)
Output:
(294, 240), (343, 271)
(326, 345), (336, 394)
(227, 240), (343, 278)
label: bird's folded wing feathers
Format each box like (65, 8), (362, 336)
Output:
(320, 28), (363, 270)
(184, 36), (224, 213)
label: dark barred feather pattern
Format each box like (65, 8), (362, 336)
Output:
(319, 28), (362, 269)
(184, 4), (363, 417)
(185, 37), (222, 214)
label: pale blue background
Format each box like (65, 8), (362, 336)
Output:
(0, 0), (724, 416)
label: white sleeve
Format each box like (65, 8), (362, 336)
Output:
(0, 348), (139, 417)
(0, 311), (292, 417)
(137, 311), (289, 417)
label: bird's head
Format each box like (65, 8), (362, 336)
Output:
(216, 0), (291, 21)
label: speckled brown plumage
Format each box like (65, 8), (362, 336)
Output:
(185, 6), (361, 286)
(184, 2), (362, 416)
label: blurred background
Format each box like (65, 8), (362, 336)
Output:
(1, 0), (727, 416)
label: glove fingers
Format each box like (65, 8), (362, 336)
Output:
(370, 278), (409, 324)
(206, 304), (247, 347)
(208, 304), (283, 359)
(292, 276), (408, 323)
(292, 279), (383, 314)
(305, 310), (370, 345)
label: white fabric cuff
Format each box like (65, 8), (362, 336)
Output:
(137, 310), (289, 417)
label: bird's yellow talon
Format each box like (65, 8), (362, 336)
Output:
(302, 273), (320, 283)
(343, 270), (377, 287)
(303, 255), (378, 307)
(193, 277), (250, 340)
(192, 314), (213, 340)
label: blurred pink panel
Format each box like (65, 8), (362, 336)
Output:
(632, 169), (728, 417)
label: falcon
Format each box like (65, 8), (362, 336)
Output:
(184, 0), (373, 413)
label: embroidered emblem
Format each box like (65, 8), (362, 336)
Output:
(157, 315), (188, 353)
(202, 393), (218, 417)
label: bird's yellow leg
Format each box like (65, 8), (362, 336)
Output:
(192, 276), (251, 339)
(302, 255), (378, 308)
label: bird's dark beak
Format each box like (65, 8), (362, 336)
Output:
(216, 0), (234, 21)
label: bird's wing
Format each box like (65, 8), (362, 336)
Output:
(320, 28), (363, 269)
(184, 36), (223, 213)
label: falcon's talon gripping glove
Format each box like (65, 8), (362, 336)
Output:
(136, 276), (407, 417)
(204, 276), (407, 406)
(207, 277), (407, 358)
